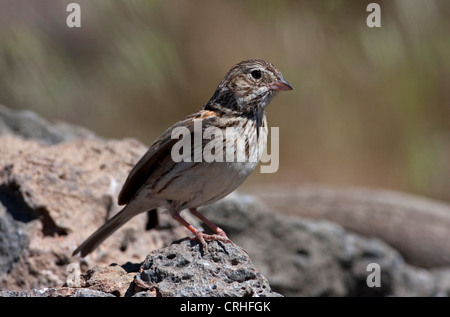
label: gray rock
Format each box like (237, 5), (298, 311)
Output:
(0, 133), (190, 290)
(0, 240), (280, 297)
(0, 205), (28, 275)
(0, 290), (29, 297)
(132, 291), (156, 297)
(134, 239), (281, 297)
(72, 288), (116, 297)
(0, 104), (98, 144)
(0, 288), (115, 297)
(201, 193), (450, 296)
(247, 184), (450, 268)
(1, 106), (450, 297)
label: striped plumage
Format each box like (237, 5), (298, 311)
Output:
(73, 60), (293, 256)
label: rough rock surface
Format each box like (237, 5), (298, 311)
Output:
(74, 264), (136, 297)
(0, 240), (280, 297)
(202, 193), (450, 296)
(0, 105), (195, 291)
(1, 105), (450, 297)
(0, 134), (192, 290)
(247, 184), (450, 268)
(0, 104), (98, 145)
(134, 239), (280, 297)
(0, 206), (28, 275)
(0, 287), (116, 297)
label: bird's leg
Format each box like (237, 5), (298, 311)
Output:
(170, 211), (207, 249)
(189, 208), (232, 244)
(170, 209), (233, 251)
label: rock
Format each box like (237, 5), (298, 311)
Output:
(0, 135), (191, 290)
(201, 193), (450, 296)
(1, 105), (450, 297)
(0, 287), (115, 297)
(0, 205), (28, 275)
(74, 264), (135, 297)
(432, 268), (450, 296)
(71, 288), (117, 297)
(247, 184), (450, 268)
(0, 105), (279, 296)
(134, 239), (281, 297)
(1, 240), (280, 297)
(0, 104), (98, 144)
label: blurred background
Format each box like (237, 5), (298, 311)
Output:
(0, 0), (449, 202)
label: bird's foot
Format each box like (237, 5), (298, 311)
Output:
(191, 230), (233, 251)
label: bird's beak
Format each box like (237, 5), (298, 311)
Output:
(269, 77), (294, 91)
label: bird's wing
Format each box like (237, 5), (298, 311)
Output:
(118, 109), (217, 205)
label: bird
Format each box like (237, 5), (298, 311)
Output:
(73, 59), (293, 257)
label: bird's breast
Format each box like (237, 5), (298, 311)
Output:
(151, 115), (268, 208)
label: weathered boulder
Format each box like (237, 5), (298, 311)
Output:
(0, 104), (98, 145)
(0, 287), (116, 297)
(134, 239), (280, 297)
(1, 105), (450, 297)
(0, 240), (280, 297)
(202, 193), (450, 296)
(0, 134), (192, 290)
(73, 264), (136, 297)
(247, 184), (450, 268)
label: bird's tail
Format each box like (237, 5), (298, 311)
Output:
(72, 203), (143, 257)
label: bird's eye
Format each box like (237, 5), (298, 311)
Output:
(251, 69), (262, 80)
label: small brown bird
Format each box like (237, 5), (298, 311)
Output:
(73, 60), (293, 257)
